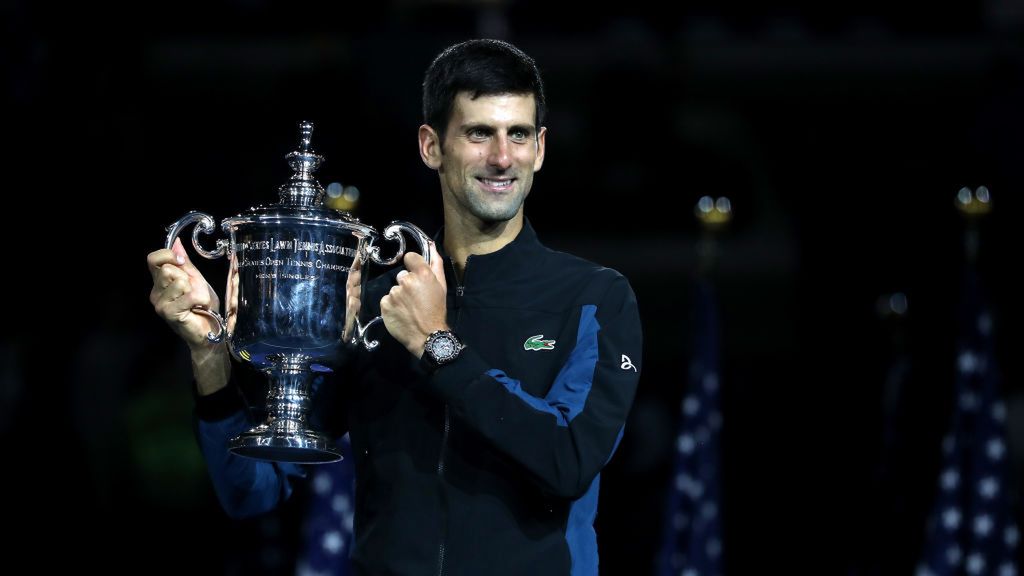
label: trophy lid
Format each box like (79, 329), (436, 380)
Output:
(279, 120), (326, 207)
(222, 121), (373, 235)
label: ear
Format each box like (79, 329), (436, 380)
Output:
(533, 126), (547, 172)
(418, 124), (443, 170)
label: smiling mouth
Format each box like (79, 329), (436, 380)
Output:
(478, 178), (515, 190)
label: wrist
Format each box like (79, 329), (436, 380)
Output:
(190, 342), (229, 367)
(421, 329), (465, 373)
(190, 343), (231, 396)
(412, 325), (449, 359)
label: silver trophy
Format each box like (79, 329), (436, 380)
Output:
(165, 121), (429, 464)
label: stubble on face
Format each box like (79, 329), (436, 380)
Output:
(438, 93), (544, 229)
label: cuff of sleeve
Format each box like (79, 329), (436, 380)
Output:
(194, 383), (246, 422)
(425, 346), (492, 402)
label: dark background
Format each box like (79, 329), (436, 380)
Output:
(6, 0), (1023, 573)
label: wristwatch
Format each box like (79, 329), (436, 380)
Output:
(422, 329), (465, 371)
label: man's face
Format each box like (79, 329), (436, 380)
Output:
(434, 92), (546, 226)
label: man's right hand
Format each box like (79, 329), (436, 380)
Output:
(147, 237), (230, 395)
(148, 237), (223, 349)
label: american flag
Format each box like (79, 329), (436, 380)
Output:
(296, 434), (356, 576)
(656, 278), (724, 576)
(915, 268), (1019, 576)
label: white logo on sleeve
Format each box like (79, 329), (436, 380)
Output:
(620, 354), (637, 371)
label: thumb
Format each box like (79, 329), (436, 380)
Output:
(428, 241), (446, 288)
(170, 237), (188, 263)
(172, 237), (205, 282)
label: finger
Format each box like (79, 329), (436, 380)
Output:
(172, 238), (207, 283)
(154, 280), (193, 318)
(403, 251), (428, 273)
(346, 267), (362, 290)
(347, 295), (361, 312)
(396, 269), (410, 283)
(151, 277), (193, 310)
(170, 237), (187, 260)
(155, 263), (189, 290)
(149, 285), (162, 307)
(160, 276), (197, 306)
(147, 247), (182, 281)
(428, 242), (446, 287)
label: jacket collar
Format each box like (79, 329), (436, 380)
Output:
(435, 218), (544, 289)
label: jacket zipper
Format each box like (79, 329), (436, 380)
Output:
(437, 255), (467, 576)
(437, 403), (450, 576)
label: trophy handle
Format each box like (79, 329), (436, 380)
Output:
(165, 211), (229, 259)
(165, 211), (229, 344)
(358, 221), (432, 350)
(366, 221), (432, 267)
(355, 317), (384, 351)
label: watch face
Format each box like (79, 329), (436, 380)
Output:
(434, 338), (457, 359)
(428, 332), (461, 363)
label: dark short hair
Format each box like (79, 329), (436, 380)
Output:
(422, 39), (546, 142)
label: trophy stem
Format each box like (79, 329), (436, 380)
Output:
(228, 353), (341, 463)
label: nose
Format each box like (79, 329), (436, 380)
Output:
(487, 136), (512, 171)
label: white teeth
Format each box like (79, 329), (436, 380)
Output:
(481, 179), (512, 189)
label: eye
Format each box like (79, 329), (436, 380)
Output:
(467, 128), (489, 141)
(509, 129), (530, 143)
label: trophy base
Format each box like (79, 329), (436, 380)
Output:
(229, 424), (342, 463)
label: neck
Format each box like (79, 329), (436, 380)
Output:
(443, 208), (524, 278)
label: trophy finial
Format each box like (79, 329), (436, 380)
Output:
(299, 121), (314, 152)
(279, 120), (326, 207)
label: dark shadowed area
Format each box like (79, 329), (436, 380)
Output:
(7, 1), (1023, 574)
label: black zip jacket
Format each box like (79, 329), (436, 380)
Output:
(195, 220), (643, 575)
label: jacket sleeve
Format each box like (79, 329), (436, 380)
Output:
(192, 362), (352, 519)
(193, 383), (306, 519)
(425, 275), (642, 501)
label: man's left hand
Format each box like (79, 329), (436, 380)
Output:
(380, 242), (448, 358)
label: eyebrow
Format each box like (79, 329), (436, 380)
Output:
(459, 123), (537, 135)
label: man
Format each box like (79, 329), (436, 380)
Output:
(148, 39), (642, 575)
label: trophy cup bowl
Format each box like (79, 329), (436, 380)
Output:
(164, 121), (429, 463)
